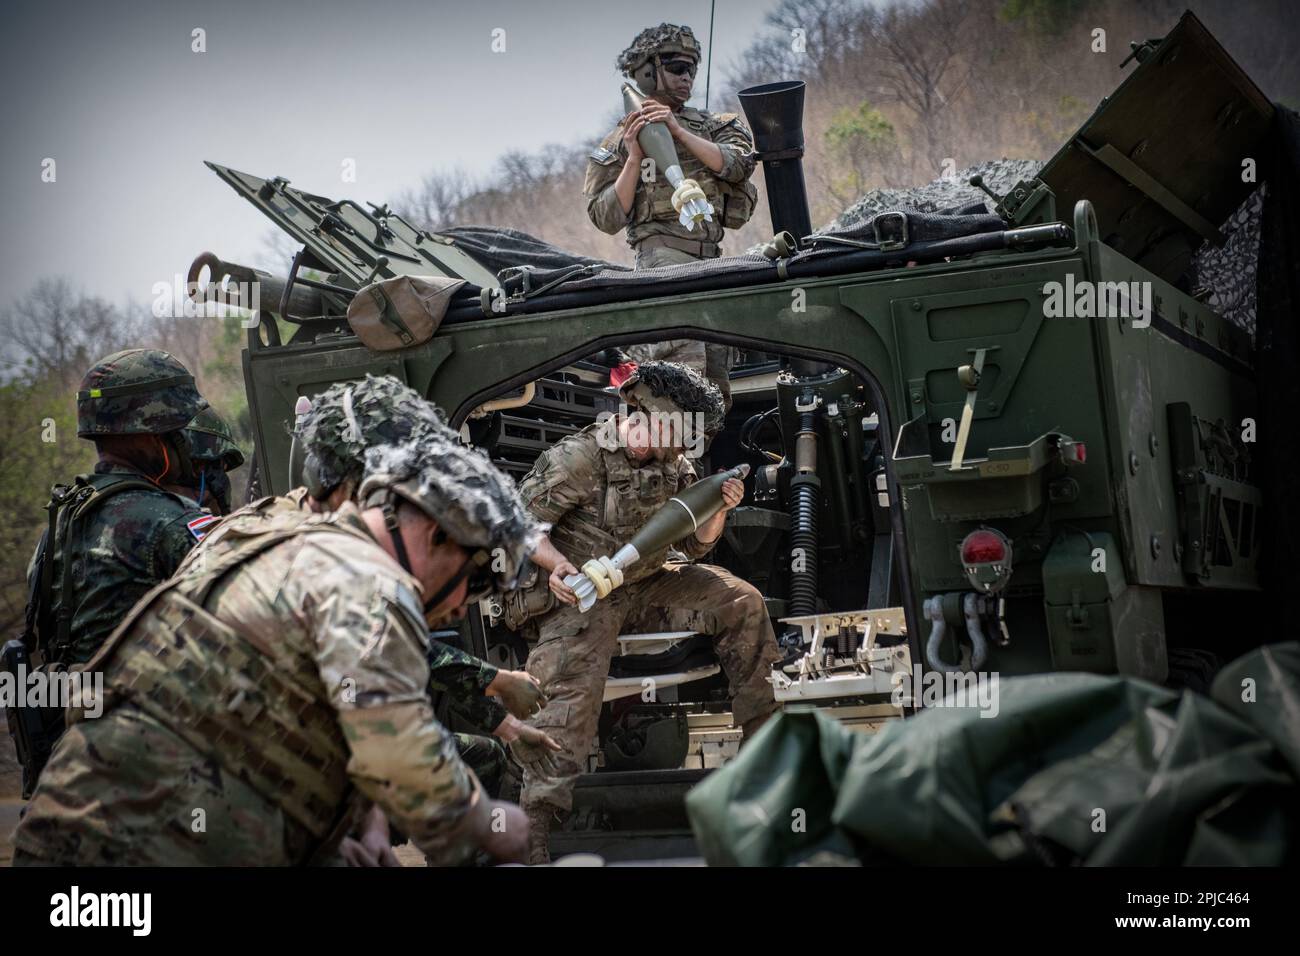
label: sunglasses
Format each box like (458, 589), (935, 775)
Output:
(661, 59), (697, 77)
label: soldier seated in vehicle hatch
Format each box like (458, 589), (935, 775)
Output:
(508, 360), (782, 864)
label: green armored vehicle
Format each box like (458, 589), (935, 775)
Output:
(197, 12), (1288, 854)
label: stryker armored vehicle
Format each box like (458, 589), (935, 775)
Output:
(196, 12), (1289, 857)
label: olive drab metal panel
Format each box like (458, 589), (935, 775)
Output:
(1037, 11), (1274, 285)
(206, 163), (499, 289)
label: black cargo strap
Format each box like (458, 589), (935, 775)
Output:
(76, 373), (194, 401)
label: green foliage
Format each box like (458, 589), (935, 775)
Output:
(0, 379), (96, 632)
(826, 102), (898, 154)
(824, 101), (901, 201)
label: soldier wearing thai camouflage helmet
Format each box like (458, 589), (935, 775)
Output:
(511, 360), (782, 863)
(22, 349), (214, 669)
(585, 23), (755, 406)
(175, 406), (245, 516)
(13, 415), (544, 866)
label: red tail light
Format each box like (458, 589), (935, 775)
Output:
(961, 528), (1008, 565)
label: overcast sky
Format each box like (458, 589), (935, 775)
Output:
(1, 0), (784, 307)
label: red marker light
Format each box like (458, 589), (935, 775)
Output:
(1062, 440), (1087, 464)
(961, 528), (1008, 565)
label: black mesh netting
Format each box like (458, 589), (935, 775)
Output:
(442, 225), (626, 277)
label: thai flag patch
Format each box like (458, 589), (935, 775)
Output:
(187, 514), (219, 542)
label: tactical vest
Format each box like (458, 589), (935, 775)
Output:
(596, 109), (758, 232)
(548, 436), (690, 587)
(500, 428), (694, 630)
(29, 472), (188, 664)
(71, 498), (367, 847)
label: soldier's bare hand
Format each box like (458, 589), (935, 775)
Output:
(549, 560), (580, 606)
(487, 669), (547, 719)
(639, 101), (681, 138)
(622, 112), (645, 163)
(719, 477), (745, 512)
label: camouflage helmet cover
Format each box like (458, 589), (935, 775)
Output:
(358, 428), (542, 591)
(617, 360), (725, 436)
(296, 374), (447, 496)
(76, 348), (207, 437)
(186, 406), (245, 470)
(616, 23), (702, 75)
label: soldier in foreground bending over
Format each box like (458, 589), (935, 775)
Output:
(14, 417), (541, 866)
(293, 377), (563, 802)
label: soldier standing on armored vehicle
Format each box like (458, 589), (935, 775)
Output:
(3, 349), (215, 796)
(585, 23), (759, 408)
(13, 412), (543, 866)
(512, 361), (781, 863)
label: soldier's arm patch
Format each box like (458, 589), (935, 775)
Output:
(186, 513), (219, 541)
(590, 145), (618, 165)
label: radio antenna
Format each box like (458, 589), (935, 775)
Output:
(705, 0), (716, 110)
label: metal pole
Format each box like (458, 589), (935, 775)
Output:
(705, 0), (716, 110)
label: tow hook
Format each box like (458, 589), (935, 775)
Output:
(924, 592), (1006, 673)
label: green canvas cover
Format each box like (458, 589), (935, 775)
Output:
(686, 643), (1299, 866)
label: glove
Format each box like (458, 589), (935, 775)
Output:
(508, 724), (564, 777)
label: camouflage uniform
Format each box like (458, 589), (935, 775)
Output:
(517, 364), (780, 841)
(14, 498), (488, 866)
(585, 24), (757, 407)
(585, 103), (757, 266)
(183, 406), (245, 516)
(25, 349), (210, 668)
(15, 398), (540, 866)
(295, 375), (530, 797)
(30, 464), (211, 665)
(426, 638), (511, 797)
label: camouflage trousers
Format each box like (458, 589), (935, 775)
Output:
(455, 731), (512, 801)
(520, 561), (780, 815)
(627, 244), (734, 410)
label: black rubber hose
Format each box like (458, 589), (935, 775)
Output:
(788, 478), (819, 616)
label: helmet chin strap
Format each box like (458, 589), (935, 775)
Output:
(654, 57), (687, 107)
(381, 495), (414, 574)
(380, 494), (471, 613)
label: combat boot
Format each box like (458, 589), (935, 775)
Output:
(739, 708), (778, 748)
(525, 804), (556, 865)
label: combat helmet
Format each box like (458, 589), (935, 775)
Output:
(293, 374), (448, 499)
(618, 23), (702, 97)
(185, 407), (245, 470)
(618, 360), (726, 438)
(359, 424), (542, 598)
(76, 348), (207, 437)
